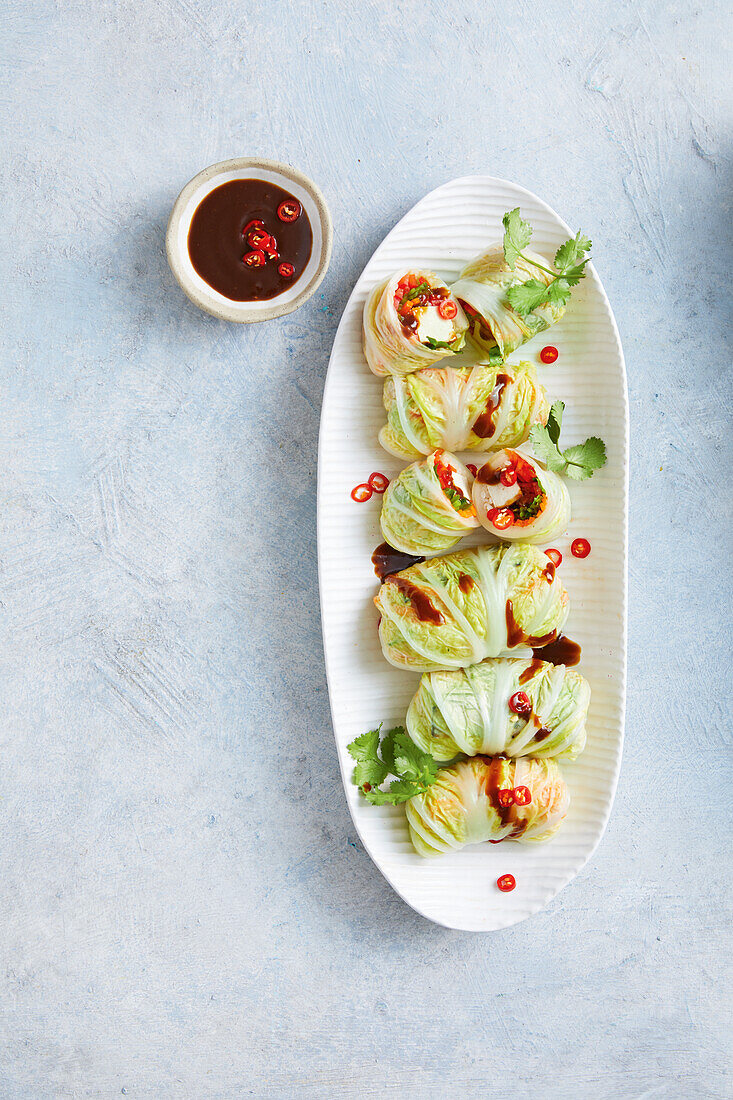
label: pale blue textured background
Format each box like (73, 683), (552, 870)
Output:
(1, 2), (731, 1097)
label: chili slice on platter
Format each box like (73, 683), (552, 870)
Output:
(540, 345), (559, 364)
(465, 464), (478, 477)
(571, 538), (591, 558)
(351, 483), (373, 503)
(368, 472), (389, 494)
(497, 874), (516, 892)
(545, 548), (563, 567)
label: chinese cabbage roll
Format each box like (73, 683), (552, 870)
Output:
(406, 755), (569, 857)
(406, 657), (589, 763)
(379, 449), (479, 556)
(472, 449), (571, 543)
(379, 360), (548, 461)
(451, 245), (566, 359)
(374, 543), (569, 672)
(363, 271), (467, 377)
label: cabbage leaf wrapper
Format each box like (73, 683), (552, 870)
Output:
(363, 271), (468, 377)
(406, 658), (589, 763)
(379, 360), (548, 461)
(473, 449), (571, 544)
(379, 449), (479, 556)
(374, 543), (569, 671)
(451, 245), (566, 359)
(406, 755), (569, 857)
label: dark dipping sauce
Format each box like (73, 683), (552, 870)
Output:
(187, 179), (313, 301)
(371, 542), (425, 582)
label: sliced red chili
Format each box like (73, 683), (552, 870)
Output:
(243, 250), (266, 268)
(261, 234), (279, 259)
(242, 219), (265, 237)
(513, 785), (532, 806)
(545, 548), (563, 568)
(278, 262), (295, 278)
(438, 299), (458, 320)
(368, 472), (389, 494)
(466, 464), (478, 477)
(488, 508), (514, 530)
(540, 345), (559, 364)
(247, 227), (270, 250)
(351, 483), (373, 503)
(497, 788), (515, 808)
(500, 465), (517, 487)
(571, 537), (591, 558)
(277, 199), (302, 222)
(497, 873), (516, 892)
(509, 691), (532, 718)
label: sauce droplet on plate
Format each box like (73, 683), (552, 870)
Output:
(371, 543), (425, 581)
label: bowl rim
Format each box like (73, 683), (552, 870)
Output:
(165, 157), (333, 323)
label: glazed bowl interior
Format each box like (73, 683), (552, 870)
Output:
(166, 158), (331, 323)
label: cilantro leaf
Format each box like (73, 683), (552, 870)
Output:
(348, 724), (439, 805)
(529, 422), (566, 472)
(546, 400), (564, 445)
(502, 208), (533, 268)
(505, 278), (548, 315)
(347, 727), (382, 763)
(500, 210), (592, 318)
(562, 437), (607, 479)
(554, 232), (592, 273)
(425, 337), (456, 350)
(529, 411), (607, 481)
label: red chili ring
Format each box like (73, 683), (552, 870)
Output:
(497, 873), (516, 892)
(438, 299), (458, 320)
(466, 464), (478, 477)
(545, 548), (563, 567)
(278, 262), (295, 278)
(368, 472), (389, 494)
(571, 538), (591, 558)
(351, 483), (372, 503)
(540, 345), (559, 364)
(243, 250), (266, 268)
(497, 788), (515, 808)
(513, 785), (532, 806)
(242, 219), (265, 236)
(277, 199), (302, 222)
(500, 466), (517, 487)
(509, 691), (532, 718)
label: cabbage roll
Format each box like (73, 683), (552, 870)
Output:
(472, 449), (571, 543)
(374, 543), (569, 672)
(406, 657), (589, 763)
(379, 449), (479, 556)
(363, 271), (468, 377)
(406, 755), (569, 857)
(451, 245), (566, 359)
(379, 360), (548, 461)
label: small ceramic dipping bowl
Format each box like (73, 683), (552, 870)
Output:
(166, 157), (333, 323)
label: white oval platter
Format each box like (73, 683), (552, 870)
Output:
(317, 176), (628, 931)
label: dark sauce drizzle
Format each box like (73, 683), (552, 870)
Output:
(532, 635), (582, 667)
(387, 576), (443, 625)
(472, 373), (510, 438)
(371, 542), (425, 582)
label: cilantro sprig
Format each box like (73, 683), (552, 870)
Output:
(529, 401), (607, 481)
(347, 725), (438, 805)
(501, 208), (592, 318)
(425, 333), (465, 352)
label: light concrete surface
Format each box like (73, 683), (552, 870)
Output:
(1, 1), (731, 1097)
